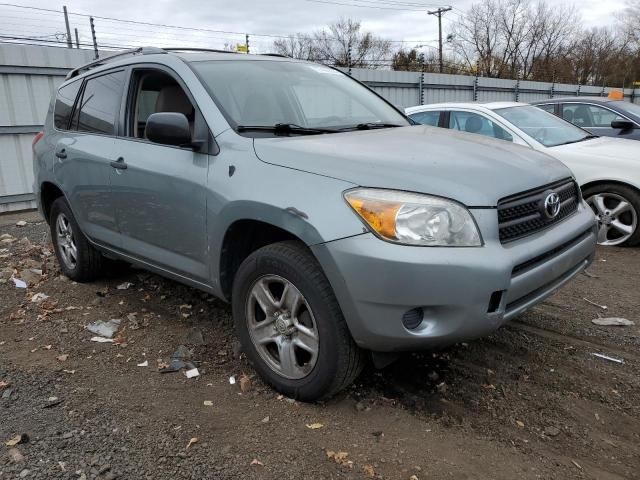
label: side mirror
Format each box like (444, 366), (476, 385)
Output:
(611, 120), (635, 131)
(146, 112), (192, 147)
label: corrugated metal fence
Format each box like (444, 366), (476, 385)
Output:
(1, 43), (638, 212)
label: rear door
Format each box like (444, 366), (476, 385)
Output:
(54, 70), (125, 247)
(109, 65), (211, 284)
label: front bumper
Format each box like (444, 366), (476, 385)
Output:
(312, 202), (597, 352)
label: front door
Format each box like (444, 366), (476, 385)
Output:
(110, 67), (210, 283)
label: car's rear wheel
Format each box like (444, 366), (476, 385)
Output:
(584, 183), (640, 247)
(50, 197), (104, 281)
(232, 241), (366, 401)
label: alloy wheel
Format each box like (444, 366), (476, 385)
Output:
(587, 192), (638, 246)
(56, 213), (78, 269)
(245, 275), (319, 380)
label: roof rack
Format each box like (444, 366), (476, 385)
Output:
(65, 46), (166, 80)
(162, 47), (238, 54)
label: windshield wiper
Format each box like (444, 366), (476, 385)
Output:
(236, 123), (338, 135)
(342, 122), (405, 131)
(556, 134), (598, 146)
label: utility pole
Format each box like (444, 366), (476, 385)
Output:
(427, 6), (452, 74)
(89, 16), (98, 59)
(245, 34), (250, 54)
(63, 6), (72, 48)
(74, 28), (80, 48)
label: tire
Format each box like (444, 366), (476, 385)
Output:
(49, 197), (105, 282)
(232, 241), (366, 401)
(583, 183), (640, 247)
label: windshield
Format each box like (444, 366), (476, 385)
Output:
(494, 105), (592, 147)
(190, 60), (409, 133)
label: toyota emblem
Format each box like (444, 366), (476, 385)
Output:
(543, 192), (561, 219)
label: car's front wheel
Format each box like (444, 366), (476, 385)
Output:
(232, 241), (366, 401)
(584, 184), (640, 247)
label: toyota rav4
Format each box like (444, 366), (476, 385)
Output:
(33, 47), (597, 400)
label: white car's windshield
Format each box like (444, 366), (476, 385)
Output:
(495, 105), (594, 147)
(191, 60), (409, 133)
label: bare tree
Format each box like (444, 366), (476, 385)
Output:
(448, 0), (580, 80)
(272, 34), (316, 60)
(271, 18), (392, 68)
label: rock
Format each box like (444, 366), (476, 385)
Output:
(355, 402), (366, 412)
(544, 426), (561, 437)
(2, 388), (13, 400)
(261, 416), (270, 423)
(172, 345), (191, 360)
(427, 371), (440, 382)
(231, 340), (242, 359)
(19, 269), (41, 286)
(17, 237), (32, 249)
(8, 448), (24, 463)
(186, 328), (205, 346)
(19, 469), (30, 478)
(15, 220), (27, 227)
(62, 432), (73, 439)
(436, 382), (448, 394)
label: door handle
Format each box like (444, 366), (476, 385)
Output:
(55, 148), (67, 159)
(110, 157), (127, 170)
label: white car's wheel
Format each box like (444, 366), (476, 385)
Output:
(584, 184), (640, 247)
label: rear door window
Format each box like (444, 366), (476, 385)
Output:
(76, 70), (126, 135)
(536, 104), (556, 115)
(408, 111), (441, 126)
(54, 79), (82, 130)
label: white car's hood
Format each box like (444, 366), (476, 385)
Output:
(547, 136), (640, 189)
(550, 136), (640, 160)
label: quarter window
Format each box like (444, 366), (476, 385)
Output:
(76, 70), (125, 135)
(449, 111), (513, 142)
(561, 104), (625, 128)
(408, 111), (441, 127)
(536, 104), (556, 115)
(53, 79), (82, 130)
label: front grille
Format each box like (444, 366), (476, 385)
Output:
(498, 178), (579, 243)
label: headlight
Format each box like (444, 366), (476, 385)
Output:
(344, 188), (482, 246)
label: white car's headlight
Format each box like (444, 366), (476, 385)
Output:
(344, 188), (482, 246)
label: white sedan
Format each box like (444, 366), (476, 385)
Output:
(406, 102), (640, 246)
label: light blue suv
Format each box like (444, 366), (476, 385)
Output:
(33, 47), (597, 400)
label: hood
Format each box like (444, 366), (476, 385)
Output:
(550, 136), (640, 160)
(253, 125), (572, 207)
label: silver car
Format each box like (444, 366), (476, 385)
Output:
(33, 47), (597, 400)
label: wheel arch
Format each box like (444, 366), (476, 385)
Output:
(580, 179), (640, 195)
(40, 181), (66, 224)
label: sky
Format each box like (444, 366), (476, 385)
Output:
(0, 0), (629, 54)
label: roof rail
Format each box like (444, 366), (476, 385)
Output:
(65, 46), (166, 80)
(162, 48), (238, 54)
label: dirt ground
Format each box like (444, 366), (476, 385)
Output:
(1, 211), (639, 480)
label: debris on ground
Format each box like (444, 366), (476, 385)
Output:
(30, 292), (49, 303)
(186, 327), (205, 345)
(86, 319), (122, 338)
(56, 354), (69, 362)
(11, 277), (27, 289)
(90, 336), (114, 343)
(229, 375), (236, 385)
(583, 298), (607, 310)
(582, 269), (599, 279)
(137, 360), (149, 367)
(0, 380), (9, 389)
(158, 345), (198, 374)
(203, 400), (213, 407)
(15, 220), (27, 227)
(44, 397), (64, 408)
(516, 420), (525, 428)
(592, 353), (625, 364)
(306, 423), (324, 430)
(261, 416), (270, 423)
(250, 458), (264, 467)
(8, 447), (25, 463)
(186, 437), (198, 449)
(326, 450), (353, 468)
(116, 282), (133, 290)
(5, 433), (29, 447)
(544, 426), (561, 437)
(239, 374), (252, 393)
(363, 464), (376, 477)
(592, 317), (635, 326)
(185, 368), (200, 378)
